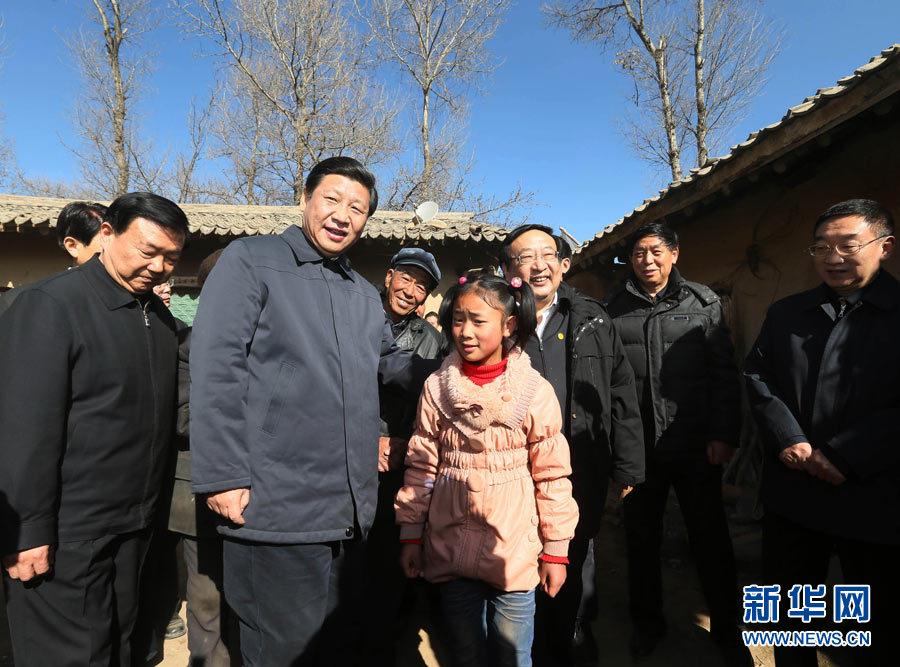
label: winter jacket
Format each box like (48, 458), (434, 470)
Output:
(548, 282), (644, 535)
(0, 256), (178, 553)
(190, 225), (428, 544)
(744, 271), (900, 544)
(395, 347), (579, 592)
(604, 268), (741, 459)
(379, 312), (444, 470)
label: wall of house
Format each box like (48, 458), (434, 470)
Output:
(570, 110), (900, 360)
(1, 227), (500, 326)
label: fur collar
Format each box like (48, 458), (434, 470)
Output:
(428, 346), (541, 437)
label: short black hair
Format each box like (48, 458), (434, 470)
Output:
(626, 222), (679, 256)
(498, 224), (565, 267)
(105, 192), (190, 241)
(424, 311), (438, 319)
(813, 199), (895, 237)
(56, 201), (107, 249)
(304, 156), (378, 217)
(438, 270), (537, 350)
(197, 248), (224, 288)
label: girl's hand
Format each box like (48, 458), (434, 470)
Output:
(399, 543), (423, 578)
(539, 561), (567, 598)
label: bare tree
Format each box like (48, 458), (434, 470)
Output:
(687, 0), (781, 167)
(63, 0), (161, 198)
(544, 0), (781, 182)
(176, 0), (400, 205)
(356, 0), (532, 224)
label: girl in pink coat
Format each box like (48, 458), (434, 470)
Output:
(396, 270), (579, 667)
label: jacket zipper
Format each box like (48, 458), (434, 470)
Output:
(137, 298), (158, 525)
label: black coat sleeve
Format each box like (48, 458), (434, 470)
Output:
(744, 307), (809, 452)
(607, 322), (645, 485)
(0, 290), (73, 553)
(704, 301), (742, 445)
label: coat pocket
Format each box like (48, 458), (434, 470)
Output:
(260, 361), (297, 436)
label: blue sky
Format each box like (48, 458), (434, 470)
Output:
(2, 0), (899, 242)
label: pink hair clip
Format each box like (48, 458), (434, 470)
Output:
(458, 276), (468, 285)
(509, 277), (522, 288)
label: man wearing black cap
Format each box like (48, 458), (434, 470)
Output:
(363, 247), (444, 665)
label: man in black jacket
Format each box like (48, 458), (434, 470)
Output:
(0, 192), (188, 666)
(501, 224), (645, 667)
(364, 247), (443, 665)
(745, 199), (900, 667)
(605, 222), (749, 664)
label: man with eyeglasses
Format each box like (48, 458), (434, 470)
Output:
(745, 199), (900, 666)
(604, 222), (750, 665)
(363, 247), (443, 664)
(500, 224), (645, 667)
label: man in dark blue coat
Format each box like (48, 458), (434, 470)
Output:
(745, 199), (900, 667)
(190, 157), (427, 666)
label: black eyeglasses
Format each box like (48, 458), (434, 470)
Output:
(807, 235), (889, 257)
(512, 250), (560, 266)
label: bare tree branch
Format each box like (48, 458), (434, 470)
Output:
(63, 0), (162, 198)
(175, 0), (401, 205)
(545, 0), (781, 183)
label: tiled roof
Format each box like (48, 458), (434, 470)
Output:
(575, 43), (900, 259)
(0, 196), (509, 244)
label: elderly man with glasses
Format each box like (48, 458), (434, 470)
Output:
(745, 199), (900, 667)
(500, 224), (645, 667)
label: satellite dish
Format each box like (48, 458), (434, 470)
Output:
(414, 201), (439, 224)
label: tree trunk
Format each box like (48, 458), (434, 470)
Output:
(94, 0), (130, 196)
(421, 86), (432, 191)
(694, 0), (709, 167)
(654, 39), (682, 182)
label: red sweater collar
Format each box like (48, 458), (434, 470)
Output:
(462, 358), (508, 387)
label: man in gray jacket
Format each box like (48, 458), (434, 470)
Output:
(190, 157), (428, 666)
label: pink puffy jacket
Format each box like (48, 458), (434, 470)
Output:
(395, 347), (579, 592)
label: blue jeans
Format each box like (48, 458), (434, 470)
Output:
(440, 578), (535, 667)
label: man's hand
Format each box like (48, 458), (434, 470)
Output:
(206, 487), (250, 525)
(3, 545), (53, 582)
(399, 543), (423, 579)
(613, 482), (634, 500)
(779, 442), (813, 470)
(706, 440), (735, 466)
(804, 449), (847, 485)
(539, 561), (567, 598)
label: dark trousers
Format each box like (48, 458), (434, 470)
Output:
(132, 529), (183, 665)
(223, 536), (365, 667)
(362, 470), (413, 666)
(762, 512), (899, 667)
(532, 528), (597, 666)
(183, 535), (240, 667)
(4, 527), (151, 667)
(623, 457), (740, 634)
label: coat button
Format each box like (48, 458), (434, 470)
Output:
(501, 392), (513, 402)
(528, 532), (537, 542)
(571, 413), (577, 420)
(345, 527), (354, 537)
(531, 515), (540, 526)
(467, 471), (485, 492)
(468, 435), (485, 452)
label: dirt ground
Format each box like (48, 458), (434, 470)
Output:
(1, 486), (853, 666)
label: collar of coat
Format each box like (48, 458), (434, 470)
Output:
(80, 254), (157, 310)
(281, 224), (355, 280)
(798, 270), (900, 313)
(427, 345), (542, 437)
